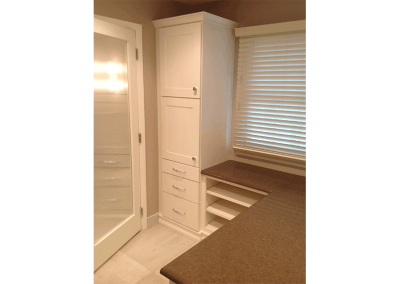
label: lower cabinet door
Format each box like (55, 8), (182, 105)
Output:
(162, 192), (199, 231)
(161, 97), (200, 167)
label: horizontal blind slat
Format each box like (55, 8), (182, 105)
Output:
(236, 113), (305, 123)
(237, 65), (305, 72)
(239, 53), (305, 61)
(238, 60), (306, 68)
(234, 137), (305, 152)
(239, 37), (306, 50)
(234, 128), (306, 142)
(234, 142), (305, 157)
(240, 101), (306, 112)
(237, 94), (305, 100)
(238, 49), (306, 59)
(239, 44), (306, 54)
(238, 71), (306, 76)
(239, 101), (306, 107)
(239, 32), (306, 43)
(240, 76), (306, 81)
(237, 86), (305, 93)
(234, 116), (305, 129)
(238, 105), (306, 114)
(236, 92), (305, 98)
(235, 122), (305, 133)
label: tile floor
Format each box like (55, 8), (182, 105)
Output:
(94, 223), (198, 284)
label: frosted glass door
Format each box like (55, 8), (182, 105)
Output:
(94, 32), (132, 244)
(94, 18), (141, 271)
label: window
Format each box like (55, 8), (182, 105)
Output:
(231, 21), (306, 161)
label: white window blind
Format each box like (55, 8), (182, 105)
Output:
(232, 31), (306, 160)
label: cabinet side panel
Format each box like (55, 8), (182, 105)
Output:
(200, 22), (236, 170)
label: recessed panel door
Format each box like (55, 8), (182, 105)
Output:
(161, 97), (200, 167)
(159, 22), (201, 98)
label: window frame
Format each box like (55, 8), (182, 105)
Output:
(231, 20), (306, 165)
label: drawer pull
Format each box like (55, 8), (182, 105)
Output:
(172, 167), (186, 174)
(172, 208), (186, 215)
(99, 160), (118, 164)
(172, 185), (186, 191)
(101, 177), (120, 180)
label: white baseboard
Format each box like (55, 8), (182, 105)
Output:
(158, 214), (206, 241)
(147, 212), (159, 228)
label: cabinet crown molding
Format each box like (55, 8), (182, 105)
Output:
(153, 12), (238, 29)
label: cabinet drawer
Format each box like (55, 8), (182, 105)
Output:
(94, 154), (131, 168)
(162, 159), (199, 182)
(94, 168), (131, 187)
(162, 192), (199, 231)
(161, 173), (199, 204)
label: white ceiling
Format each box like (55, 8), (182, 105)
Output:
(174, 0), (219, 5)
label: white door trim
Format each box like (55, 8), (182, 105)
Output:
(94, 15), (148, 229)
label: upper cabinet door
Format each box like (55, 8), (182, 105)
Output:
(161, 97), (200, 167)
(159, 23), (201, 98)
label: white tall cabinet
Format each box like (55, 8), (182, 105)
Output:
(154, 12), (238, 239)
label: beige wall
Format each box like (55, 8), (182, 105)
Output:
(183, 0), (306, 27)
(93, 0), (306, 216)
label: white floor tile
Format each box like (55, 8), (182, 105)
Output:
(94, 251), (151, 284)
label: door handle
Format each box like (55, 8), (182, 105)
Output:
(173, 208), (186, 215)
(172, 167), (186, 173)
(172, 185), (186, 191)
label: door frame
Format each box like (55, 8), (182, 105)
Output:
(94, 15), (148, 230)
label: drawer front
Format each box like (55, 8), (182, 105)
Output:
(162, 159), (199, 182)
(162, 192), (199, 231)
(94, 154), (131, 168)
(94, 168), (131, 187)
(162, 173), (199, 204)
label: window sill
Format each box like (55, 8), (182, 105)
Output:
(233, 146), (306, 169)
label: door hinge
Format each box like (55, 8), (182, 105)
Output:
(136, 48), (139, 61)
(138, 133), (142, 143)
(140, 207), (143, 217)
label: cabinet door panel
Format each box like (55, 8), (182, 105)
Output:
(161, 97), (200, 167)
(159, 23), (201, 98)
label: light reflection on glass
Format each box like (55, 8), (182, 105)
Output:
(93, 62), (124, 75)
(93, 61), (127, 93)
